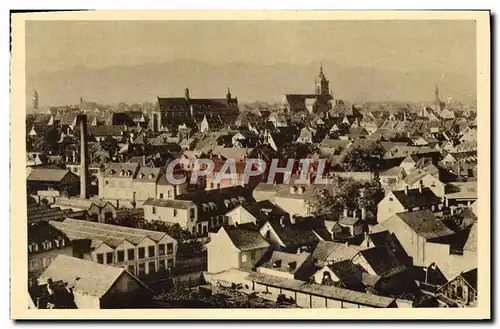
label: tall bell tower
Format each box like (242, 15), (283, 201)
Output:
(318, 64), (329, 96)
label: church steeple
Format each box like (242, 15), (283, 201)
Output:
(317, 63), (329, 96)
(435, 85), (444, 111)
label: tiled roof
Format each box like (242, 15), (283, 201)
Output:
(327, 260), (365, 291)
(268, 219), (319, 248)
(259, 250), (311, 275)
(460, 268), (478, 291)
(463, 222), (477, 251)
(143, 198), (194, 209)
(395, 210), (454, 239)
(223, 226), (270, 252)
(311, 240), (362, 263)
(39, 255), (125, 298)
(50, 218), (176, 248)
(27, 168), (75, 182)
(358, 247), (408, 278)
(245, 272), (396, 308)
(392, 187), (441, 209)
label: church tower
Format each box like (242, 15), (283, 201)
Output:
(435, 85), (444, 111)
(32, 89), (39, 110)
(317, 64), (330, 96)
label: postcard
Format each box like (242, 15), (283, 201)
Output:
(10, 10), (490, 319)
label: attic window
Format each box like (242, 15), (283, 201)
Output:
(149, 174), (155, 179)
(389, 197), (394, 201)
(108, 169), (115, 175)
(287, 262), (297, 271)
(139, 173), (145, 179)
(272, 260), (282, 268)
(119, 170), (125, 176)
(127, 170), (133, 176)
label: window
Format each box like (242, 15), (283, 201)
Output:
(167, 190), (172, 198)
(251, 250), (256, 260)
(138, 247), (145, 259)
(266, 230), (271, 239)
(43, 241), (52, 250)
(190, 208), (195, 220)
(127, 248), (135, 261)
(148, 261), (156, 273)
(105, 180), (109, 186)
(138, 263), (145, 275)
(117, 250), (125, 262)
(152, 207), (156, 215)
(241, 254), (247, 263)
(106, 252), (113, 264)
(97, 253), (104, 264)
(148, 246), (155, 257)
(173, 209), (178, 217)
(167, 243), (174, 254)
(158, 260), (166, 271)
(159, 193), (164, 199)
(29, 259), (37, 270)
(158, 244), (165, 256)
(210, 183), (214, 189)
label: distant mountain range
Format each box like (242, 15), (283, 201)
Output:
(26, 59), (476, 108)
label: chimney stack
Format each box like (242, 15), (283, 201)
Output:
(78, 114), (89, 199)
(361, 207), (366, 221)
(419, 180), (423, 193)
(343, 208), (348, 217)
(353, 209), (358, 219)
(404, 185), (409, 195)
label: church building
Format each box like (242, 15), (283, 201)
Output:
(154, 87), (239, 131)
(282, 65), (334, 114)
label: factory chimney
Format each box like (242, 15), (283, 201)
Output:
(78, 114), (89, 199)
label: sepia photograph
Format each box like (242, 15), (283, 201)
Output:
(10, 10), (490, 319)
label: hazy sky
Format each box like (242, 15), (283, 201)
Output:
(26, 20), (476, 75)
(25, 20), (477, 105)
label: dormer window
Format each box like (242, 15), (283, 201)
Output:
(272, 260), (282, 268)
(290, 186), (297, 194)
(42, 241), (52, 250)
(148, 173), (155, 179)
(127, 170), (133, 176)
(119, 170), (125, 176)
(139, 173), (144, 179)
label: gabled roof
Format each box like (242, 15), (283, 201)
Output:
(223, 226), (270, 252)
(259, 250), (312, 276)
(357, 247), (408, 278)
(391, 187), (441, 209)
(463, 221), (477, 251)
(311, 240), (363, 263)
(394, 210), (454, 240)
(27, 168), (76, 182)
(50, 218), (176, 248)
(327, 260), (365, 291)
(39, 255), (126, 298)
(460, 268), (478, 291)
(266, 219), (319, 248)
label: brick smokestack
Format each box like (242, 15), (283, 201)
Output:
(78, 114), (89, 199)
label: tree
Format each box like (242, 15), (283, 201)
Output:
(341, 144), (385, 172)
(313, 176), (384, 217)
(278, 142), (319, 160)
